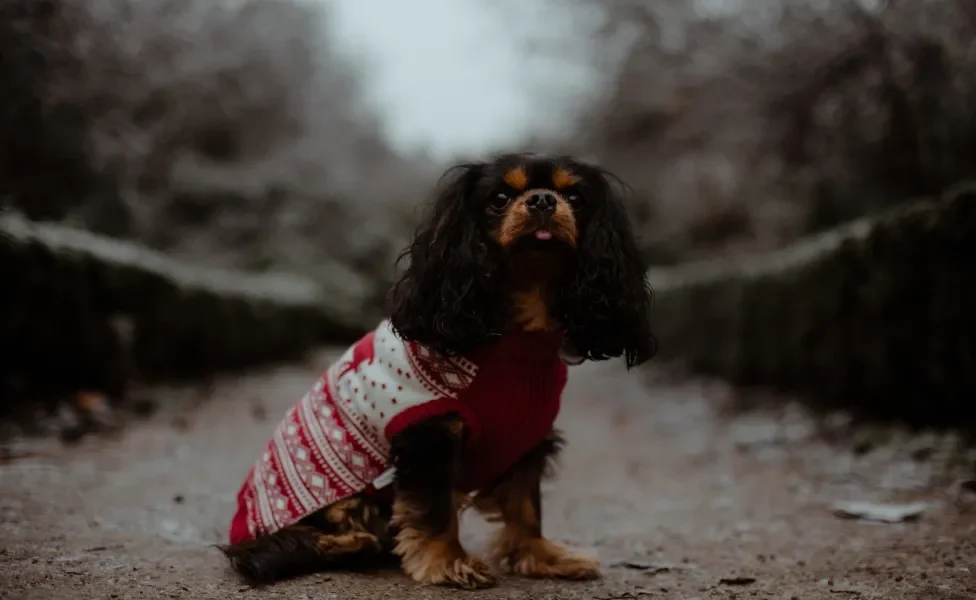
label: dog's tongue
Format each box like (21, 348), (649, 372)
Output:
(534, 229), (553, 241)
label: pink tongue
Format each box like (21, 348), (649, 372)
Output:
(534, 229), (553, 240)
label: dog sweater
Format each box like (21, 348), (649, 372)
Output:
(228, 319), (568, 544)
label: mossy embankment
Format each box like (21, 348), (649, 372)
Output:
(0, 214), (379, 413)
(648, 183), (976, 425)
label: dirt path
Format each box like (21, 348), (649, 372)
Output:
(2, 351), (974, 600)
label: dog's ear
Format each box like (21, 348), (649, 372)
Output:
(553, 166), (656, 368)
(389, 162), (508, 356)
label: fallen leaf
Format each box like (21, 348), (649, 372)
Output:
(76, 391), (118, 428)
(719, 576), (757, 586)
(611, 560), (655, 571)
(0, 447), (38, 463)
(77, 391), (108, 414)
(69, 391), (120, 437)
(610, 560), (692, 575)
(832, 500), (928, 523)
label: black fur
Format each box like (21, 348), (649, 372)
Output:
(484, 428), (565, 487)
(550, 163), (656, 368)
(389, 152), (655, 367)
(477, 429), (566, 537)
(390, 414), (466, 536)
(389, 163), (509, 357)
(219, 525), (343, 585)
(218, 496), (394, 585)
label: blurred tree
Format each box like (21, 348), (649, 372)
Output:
(1, 0), (441, 289)
(531, 0), (976, 264)
(0, 0), (100, 222)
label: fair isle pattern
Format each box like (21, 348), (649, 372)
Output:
(242, 372), (385, 539)
(236, 320), (478, 540)
(405, 339), (478, 399)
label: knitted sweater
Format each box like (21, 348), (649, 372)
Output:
(228, 319), (568, 544)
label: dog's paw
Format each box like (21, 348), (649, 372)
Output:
(396, 536), (496, 589)
(317, 531), (384, 556)
(501, 538), (602, 581)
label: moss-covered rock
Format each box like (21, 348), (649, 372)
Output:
(649, 183), (976, 424)
(0, 214), (379, 413)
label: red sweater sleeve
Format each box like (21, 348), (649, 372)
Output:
(384, 396), (481, 442)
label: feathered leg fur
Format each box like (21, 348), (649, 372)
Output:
(389, 414), (497, 589)
(473, 430), (601, 580)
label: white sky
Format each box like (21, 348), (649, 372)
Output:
(321, 0), (607, 160)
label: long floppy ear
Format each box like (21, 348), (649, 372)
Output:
(553, 166), (656, 369)
(388, 163), (508, 357)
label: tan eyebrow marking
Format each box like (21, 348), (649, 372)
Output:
(552, 168), (581, 189)
(503, 166), (529, 191)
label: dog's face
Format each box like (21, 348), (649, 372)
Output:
(390, 153), (656, 368)
(477, 158), (586, 303)
(484, 159), (581, 251)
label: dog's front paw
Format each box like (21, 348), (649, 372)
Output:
(395, 534), (496, 589)
(501, 538), (602, 581)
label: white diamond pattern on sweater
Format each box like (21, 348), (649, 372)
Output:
(229, 320), (478, 541)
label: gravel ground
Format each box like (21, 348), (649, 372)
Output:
(1, 350), (974, 600)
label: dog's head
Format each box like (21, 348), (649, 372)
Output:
(389, 153), (656, 368)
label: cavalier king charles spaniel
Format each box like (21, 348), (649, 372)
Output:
(220, 153), (655, 589)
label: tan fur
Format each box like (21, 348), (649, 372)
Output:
(496, 536), (601, 580)
(392, 495), (496, 589)
(454, 490), (474, 512)
(493, 190), (578, 249)
(446, 419), (465, 437)
(474, 445), (602, 581)
(325, 497), (362, 524)
(513, 288), (555, 332)
(307, 496), (386, 556)
(493, 199), (532, 248)
(314, 531), (383, 555)
(503, 166), (529, 191)
(552, 167), (581, 189)
(549, 198), (579, 247)
(495, 190), (578, 333)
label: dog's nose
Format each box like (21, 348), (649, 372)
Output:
(526, 191), (557, 213)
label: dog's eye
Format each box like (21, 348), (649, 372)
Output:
(489, 193), (510, 210)
(567, 194), (581, 206)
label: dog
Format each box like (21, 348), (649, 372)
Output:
(219, 153), (656, 589)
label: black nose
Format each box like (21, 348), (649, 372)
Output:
(526, 191), (557, 213)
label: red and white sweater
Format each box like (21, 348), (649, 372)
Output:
(228, 319), (568, 544)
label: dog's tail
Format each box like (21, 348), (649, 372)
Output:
(217, 525), (384, 585)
